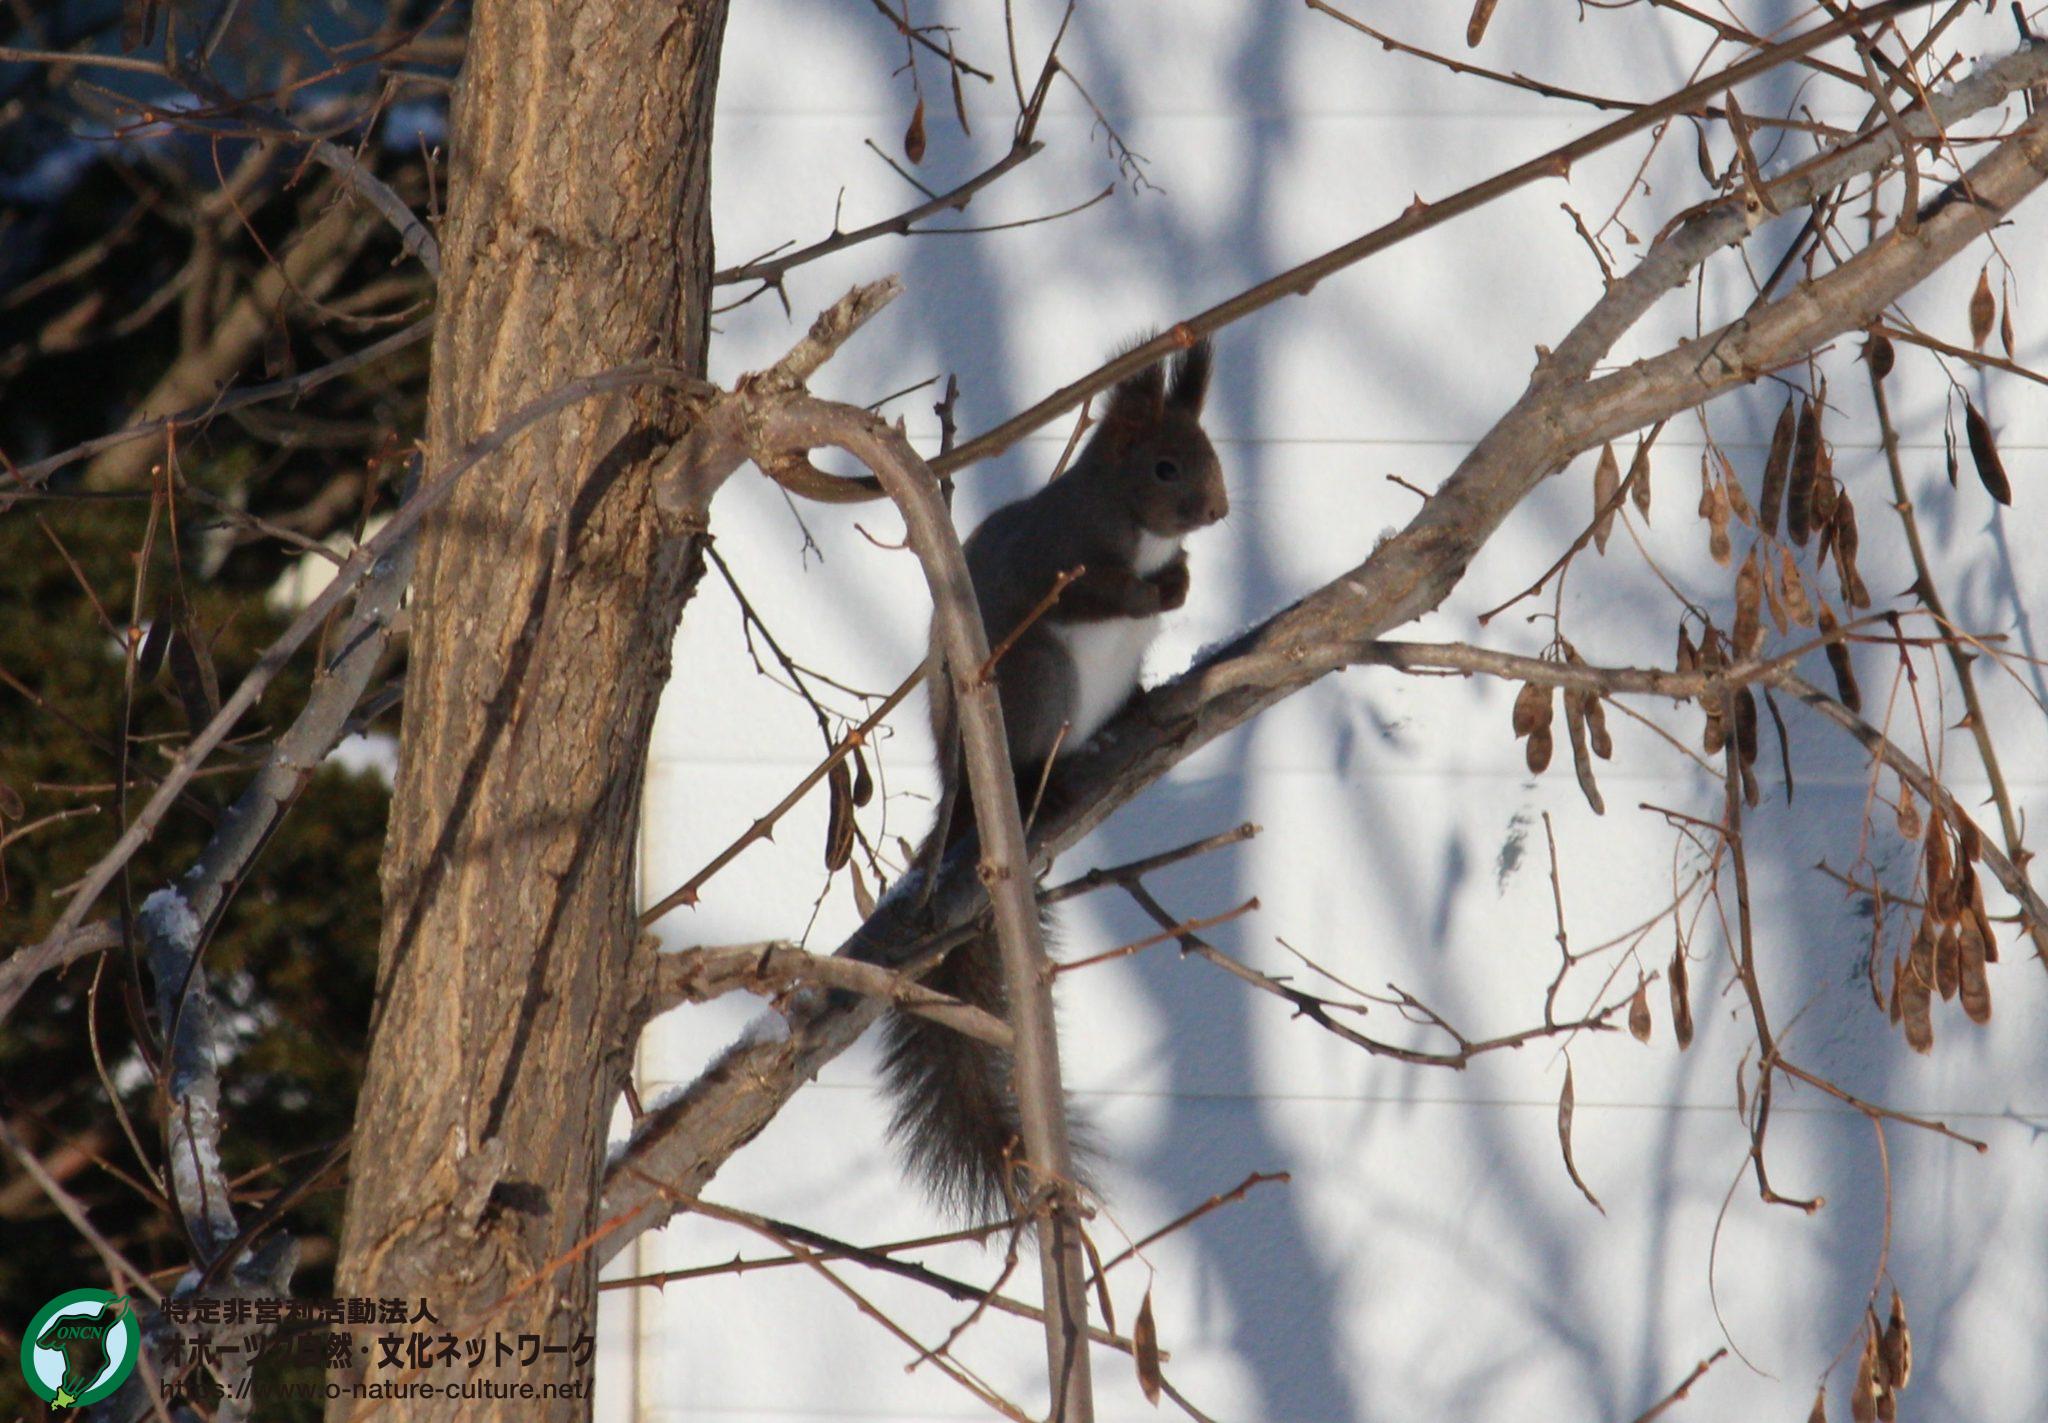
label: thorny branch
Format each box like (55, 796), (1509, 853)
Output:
(10, 10), (2048, 1416)
(597, 39), (2048, 1284)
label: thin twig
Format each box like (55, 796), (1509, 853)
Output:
(1627, 1348), (1730, 1423)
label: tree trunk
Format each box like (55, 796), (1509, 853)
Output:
(331, 2), (728, 1417)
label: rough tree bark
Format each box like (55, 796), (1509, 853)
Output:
(331, 2), (730, 1418)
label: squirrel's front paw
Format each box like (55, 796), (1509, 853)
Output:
(1149, 558), (1190, 612)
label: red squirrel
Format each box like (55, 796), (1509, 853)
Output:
(881, 338), (1227, 1220)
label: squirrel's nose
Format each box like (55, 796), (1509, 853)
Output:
(1197, 490), (1229, 524)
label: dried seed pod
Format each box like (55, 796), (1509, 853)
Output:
(1899, 972), (1934, 1053)
(1911, 911), (1938, 988)
(1809, 471), (1840, 534)
(2000, 297), (2016, 360)
(1818, 602), (1860, 711)
(1733, 548), (1764, 657)
(1852, 1331), (1880, 1423)
(851, 748), (874, 807)
(1762, 552), (1790, 635)
(1707, 482), (1733, 566)
(1585, 694), (1612, 759)
(1564, 689), (1605, 814)
(1839, 563), (1869, 612)
(1876, 1390), (1895, 1423)
(1964, 399), (2012, 505)
(1134, 1288), (1163, 1404)
(1556, 1060), (1604, 1213)
(1735, 688), (1759, 767)
(1715, 448), (1756, 525)
(1702, 706), (1727, 756)
(849, 861), (876, 918)
(1629, 437), (1653, 519)
(1809, 1387), (1830, 1423)
(1901, 915), (1936, 1054)
(824, 761), (856, 872)
(1779, 548), (1815, 627)
(1787, 399), (1820, 545)
(1834, 497), (1869, 608)
(1629, 980), (1652, 1043)
(1760, 397), (1796, 537)
(1592, 442), (1620, 553)
(1888, 953), (1904, 1024)
(1925, 813), (1956, 921)
(1677, 624), (1699, 675)
(1935, 921), (1960, 1001)
(1895, 787), (1920, 840)
(1741, 760), (1760, 808)
(1957, 816), (1981, 864)
(1969, 265), (1995, 351)
(1969, 873), (1998, 964)
(1526, 724), (1554, 774)
(1958, 914), (1992, 1024)
(1814, 503), (1838, 576)
(1879, 1291), (1911, 1393)
(1513, 681), (1554, 738)
(903, 97), (927, 163)
(1865, 327), (1895, 380)
(1670, 939), (1694, 1049)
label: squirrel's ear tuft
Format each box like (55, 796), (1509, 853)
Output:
(1099, 354), (1166, 444)
(1167, 337), (1212, 414)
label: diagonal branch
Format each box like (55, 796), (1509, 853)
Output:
(928, 0), (1976, 479)
(1, 317), (432, 498)
(595, 50), (2048, 1271)
(0, 363), (711, 1026)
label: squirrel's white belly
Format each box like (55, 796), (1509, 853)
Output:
(1049, 533), (1182, 754)
(1053, 615), (1161, 752)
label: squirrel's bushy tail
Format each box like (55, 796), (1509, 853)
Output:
(877, 920), (1031, 1222)
(876, 802), (1091, 1222)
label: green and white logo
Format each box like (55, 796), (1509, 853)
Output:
(20, 1289), (140, 1409)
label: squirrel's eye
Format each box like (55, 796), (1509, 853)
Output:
(1153, 459), (1180, 482)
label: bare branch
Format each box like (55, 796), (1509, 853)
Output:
(930, 0), (1973, 478)
(594, 49), (2048, 1272)
(2, 318), (432, 499)
(746, 392), (1097, 1420)
(1, 364), (708, 1026)
(1627, 1347), (1730, 1423)
(715, 139), (1045, 290)
(650, 940), (1013, 1047)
